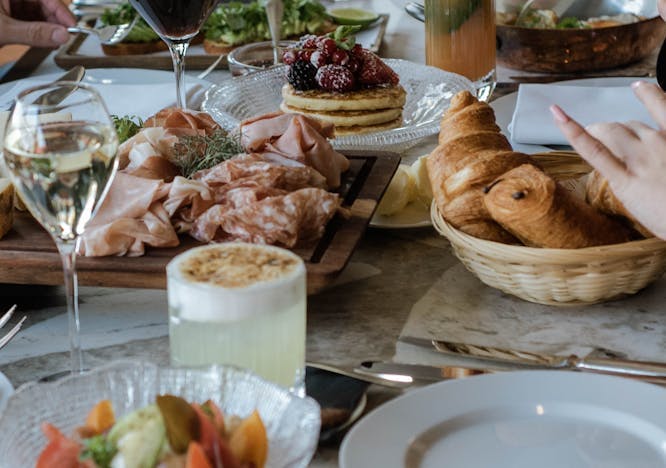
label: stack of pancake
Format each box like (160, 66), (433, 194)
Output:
(280, 83), (407, 136)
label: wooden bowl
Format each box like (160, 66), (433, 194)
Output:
(496, 17), (666, 73)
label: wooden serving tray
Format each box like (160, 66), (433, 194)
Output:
(0, 151), (399, 294)
(54, 15), (389, 71)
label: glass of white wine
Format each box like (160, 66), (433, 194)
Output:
(2, 83), (119, 374)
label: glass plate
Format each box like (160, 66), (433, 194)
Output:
(0, 360), (320, 468)
(202, 59), (475, 152)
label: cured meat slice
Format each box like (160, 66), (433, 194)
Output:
(240, 113), (349, 189)
(190, 188), (341, 247)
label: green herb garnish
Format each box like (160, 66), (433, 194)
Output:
(325, 25), (361, 50)
(80, 435), (117, 468)
(112, 115), (143, 144)
(170, 129), (243, 178)
(557, 17), (589, 29)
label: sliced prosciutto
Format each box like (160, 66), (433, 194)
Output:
(240, 113), (350, 189)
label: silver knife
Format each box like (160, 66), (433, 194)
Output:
(355, 360), (485, 383)
(31, 66), (86, 108)
(400, 336), (666, 382)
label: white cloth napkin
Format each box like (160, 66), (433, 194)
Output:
(509, 83), (658, 145)
(0, 79), (204, 119)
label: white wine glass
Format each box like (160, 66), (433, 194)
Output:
(2, 83), (119, 374)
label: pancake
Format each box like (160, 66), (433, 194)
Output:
(280, 102), (402, 127)
(333, 117), (403, 136)
(281, 83), (406, 111)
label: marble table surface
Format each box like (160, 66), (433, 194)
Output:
(0, 1), (664, 466)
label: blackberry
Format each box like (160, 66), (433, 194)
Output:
(287, 61), (317, 91)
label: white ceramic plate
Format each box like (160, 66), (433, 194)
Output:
(0, 371), (13, 415)
(0, 68), (210, 118)
(370, 201), (430, 229)
(201, 59), (475, 152)
(491, 76), (657, 155)
(340, 371), (666, 468)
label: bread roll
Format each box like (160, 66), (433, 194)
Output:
(586, 170), (653, 238)
(484, 164), (633, 248)
(427, 91), (530, 242)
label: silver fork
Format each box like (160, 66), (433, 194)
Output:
(67, 16), (139, 45)
(0, 305), (26, 350)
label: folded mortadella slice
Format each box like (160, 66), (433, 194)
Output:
(240, 113), (349, 189)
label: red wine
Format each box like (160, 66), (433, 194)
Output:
(130, 0), (217, 39)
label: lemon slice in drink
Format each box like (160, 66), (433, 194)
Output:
(329, 8), (379, 26)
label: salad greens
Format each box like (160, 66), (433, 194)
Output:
(79, 435), (117, 468)
(203, 0), (331, 46)
(99, 3), (159, 43)
(111, 115), (143, 144)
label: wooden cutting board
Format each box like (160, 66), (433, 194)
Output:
(0, 151), (400, 294)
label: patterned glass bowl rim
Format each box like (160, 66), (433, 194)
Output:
(202, 59), (476, 152)
(0, 360), (321, 468)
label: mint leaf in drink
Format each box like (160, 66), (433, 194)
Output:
(425, 0), (481, 33)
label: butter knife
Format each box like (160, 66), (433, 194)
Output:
(31, 66), (86, 108)
(400, 337), (666, 382)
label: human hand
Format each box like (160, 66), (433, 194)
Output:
(550, 81), (666, 240)
(0, 0), (75, 48)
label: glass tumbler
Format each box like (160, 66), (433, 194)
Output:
(425, 0), (497, 101)
(167, 243), (307, 396)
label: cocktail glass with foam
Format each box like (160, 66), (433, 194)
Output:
(167, 243), (306, 396)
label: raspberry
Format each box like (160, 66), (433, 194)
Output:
(298, 34), (317, 49)
(357, 51), (399, 86)
(315, 64), (355, 93)
(282, 49), (297, 65)
(310, 50), (327, 68)
(287, 61), (317, 91)
(321, 38), (337, 56)
(331, 49), (349, 66)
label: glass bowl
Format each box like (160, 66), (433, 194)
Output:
(0, 360), (321, 468)
(228, 40), (297, 77)
(202, 59), (475, 152)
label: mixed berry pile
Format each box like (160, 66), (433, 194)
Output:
(283, 26), (399, 93)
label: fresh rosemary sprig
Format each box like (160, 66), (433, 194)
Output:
(170, 129), (244, 178)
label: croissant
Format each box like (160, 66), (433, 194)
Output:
(427, 91), (531, 242)
(484, 164), (633, 248)
(586, 170), (653, 238)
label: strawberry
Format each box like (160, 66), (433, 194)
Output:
(358, 51), (399, 86)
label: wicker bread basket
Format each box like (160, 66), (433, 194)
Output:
(431, 152), (666, 306)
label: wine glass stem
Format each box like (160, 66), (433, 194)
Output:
(56, 240), (83, 374)
(167, 40), (191, 109)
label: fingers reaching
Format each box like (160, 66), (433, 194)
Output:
(631, 81), (666, 131)
(550, 104), (628, 183)
(4, 18), (70, 47)
(38, 0), (76, 27)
